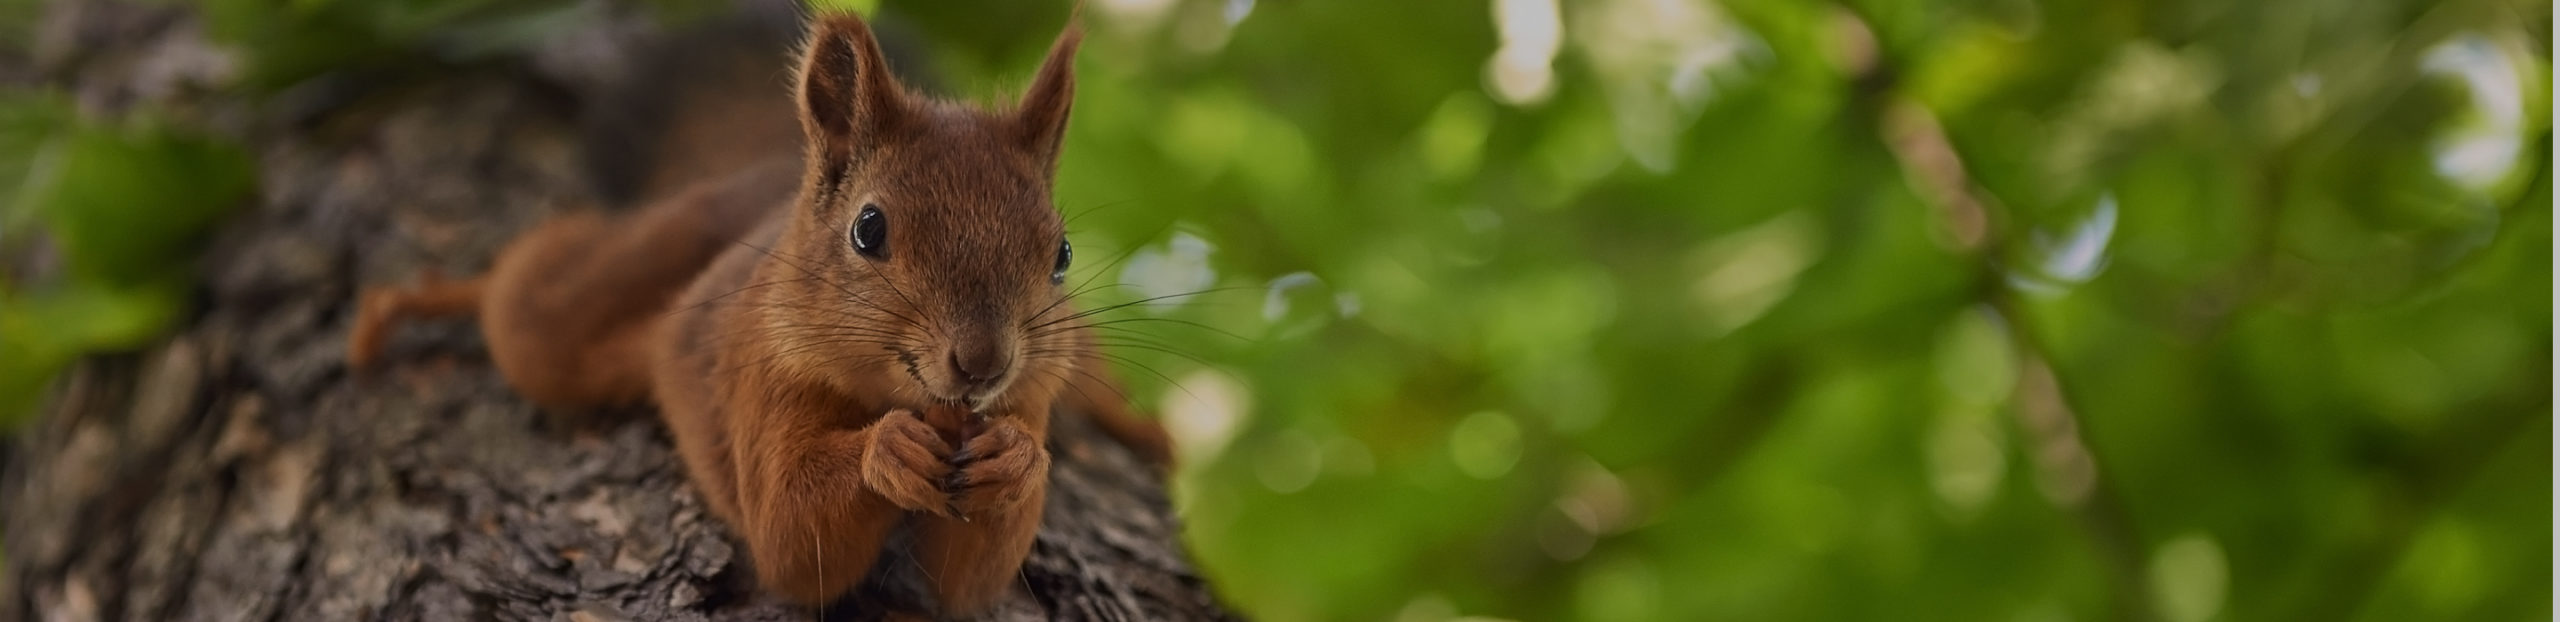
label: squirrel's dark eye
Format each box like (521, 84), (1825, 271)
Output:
(1051, 238), (1071, 284)
(851, 205), (887, 258)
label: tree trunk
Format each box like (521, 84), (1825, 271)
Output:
(1, 3), (1236, 620)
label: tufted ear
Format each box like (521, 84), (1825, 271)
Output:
(1012, 24), (1081, 172)
(796, 12), (907, 172)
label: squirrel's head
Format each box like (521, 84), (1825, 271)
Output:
(770, 11), (1085, 413)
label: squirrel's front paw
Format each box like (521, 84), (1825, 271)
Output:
(860, 409), (954, 516)
(949, 416), (1050, 521)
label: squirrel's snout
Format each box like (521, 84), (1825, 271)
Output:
(949, 343), (1012, 392)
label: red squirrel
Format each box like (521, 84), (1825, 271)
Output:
(346, 10), (1174, 615)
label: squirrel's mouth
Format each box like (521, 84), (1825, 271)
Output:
(902, 342), (1019, 414)
(959, 373), (1013, 413)
(910, 366), (1012, 414)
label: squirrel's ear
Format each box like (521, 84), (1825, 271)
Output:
(1012, 24), (1081, 168)
(796, 12), (905, 166)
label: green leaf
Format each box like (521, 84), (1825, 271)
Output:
(27, 120), (254, 287)
(0, 280), (186, 426)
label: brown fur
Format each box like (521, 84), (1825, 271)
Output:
(347, 10), (1171, 616)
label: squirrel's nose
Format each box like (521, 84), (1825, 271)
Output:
(949, 344), (1010, 387)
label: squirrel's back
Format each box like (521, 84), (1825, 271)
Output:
(475, 159), (797, 407)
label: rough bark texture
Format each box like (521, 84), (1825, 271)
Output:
(1, 3), (1235, 621)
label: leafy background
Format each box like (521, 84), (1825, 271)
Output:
(1, 0), (2551, 621)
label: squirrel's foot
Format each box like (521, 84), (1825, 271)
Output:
(346, 289), (401, 368)
(948, 416), (1049, 521)
(860, 409), (955, 516)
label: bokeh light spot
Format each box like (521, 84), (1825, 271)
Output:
(1484, 0), (1562, 106)
(1686, 212), (1822, 337)
(1254, 429), (1324, 493)
(1122, 231), (1218, 307)
(1162, 369), (1249, 464)
(2148, 534), (2229, 622)
(1449, 410), (1524, 480)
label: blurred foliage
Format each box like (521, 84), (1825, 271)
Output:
(0, 92), (251, 425)
(4, 0), (2553, 620)
(874, 1), (2548, 620)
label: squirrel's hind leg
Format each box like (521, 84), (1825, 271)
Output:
(1060, 352), (1176, 467)
(347, 271), (487, 368)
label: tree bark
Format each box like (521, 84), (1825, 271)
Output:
(1, 3), (1236, 621)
